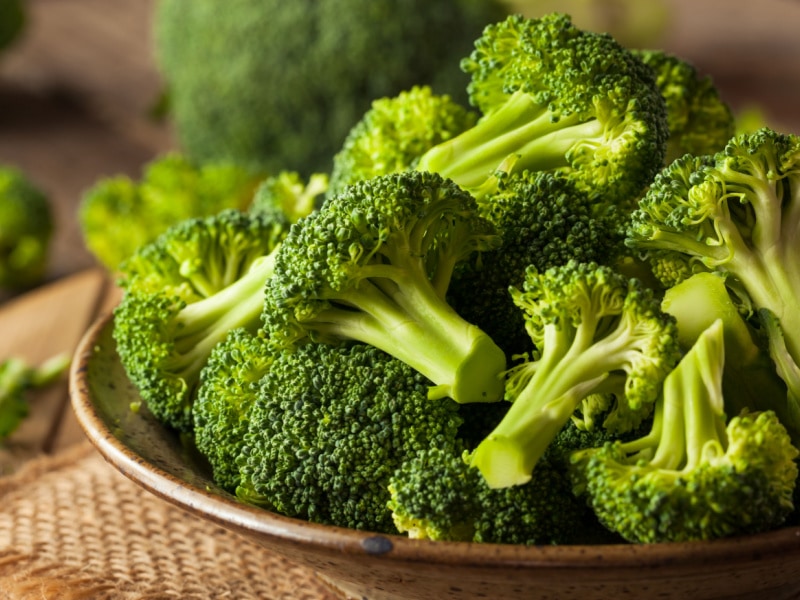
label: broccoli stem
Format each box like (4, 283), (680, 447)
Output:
(416, 90), (603, 189)
(167, 252), (277, 378)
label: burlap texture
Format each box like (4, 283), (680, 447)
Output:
(0, 443), (338, 600)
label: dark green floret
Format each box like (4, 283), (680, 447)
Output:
(194, 327), (274, 491)
(0, 166), (53, 290)
(328, 85), (478, 196)
(470, 260), (682, 489)
(415, 13), (668, 205)
(570, 319), (799, 543)
(236, 342), (464, 533)
(631, 49), (735, 164)
(262, 170), (507, 405)
(627, 128), (800, 436)
(113, 209), (286, 432)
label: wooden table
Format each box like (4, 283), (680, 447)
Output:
(0, 0), (798, 473)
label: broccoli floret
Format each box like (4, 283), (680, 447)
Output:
(154, 0), (509, 176)
(79, 153), (265, 272)
(415, 13), (668, 205)
(328, 86), (479, 196)
(236, 341), (464, 534)
(627, 128), (800, 435)
(448, 170), (626, 359)
(249, 171), (328, 224)
(0, 166), (53, 290)
(262, 170), (507, 405)
(193, 328), (274, 491)
(631, 49), (735, 165)
(0, 353), (70, 442)
(570, 319), (799, 543)
(113, 209), (286, 432)
(469, 260), (682, 489)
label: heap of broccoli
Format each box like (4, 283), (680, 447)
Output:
(0, 166), (54, 290)
(107, 12), (800, 546)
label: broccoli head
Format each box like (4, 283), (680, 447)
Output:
(79, 153), (265, 272)
(262, 170), (507, 405)
(328, 85), (478, 196)
(415, 13), (668, 205)
(113, 209), (286, 432)
(154, 0), (509, 175)
(631, 49), (735, 164)
(236, 341), (464, 534)
(0, 166), (53, 290)
(570, 319), (799, 543)
(470, 260), (682, 489)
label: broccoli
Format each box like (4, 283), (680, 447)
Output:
(262, 170), (507, 405)
(193, 328), (274, 491)
(627, 128), (800, 434)
(0, 353), (70, 442)
(570, 319), (799, 543)
(447, 170), (626, 359)
(79, 153), (265, 272)
(631, 49), (735, 165)
(113, 209), (286, 432)
(328, 85), (479, 196)
(469, 260), (682, 489)
(153, 0), (509, 176)
(249, 171), (329, 225)
(0, 166), (53, 290)
(0, 0), (24, 52)
(236, 341), (464, 534)
(414, 13), (668, 205)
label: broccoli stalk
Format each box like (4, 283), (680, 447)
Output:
(415, 13), (668, 205)
(114, 209), (286, 432)
(263, 170), (507, 405)
(570, 319), (799, 543)
(469, 260), (681, 489)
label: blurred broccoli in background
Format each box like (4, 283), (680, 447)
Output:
(79, 153), (265, 272)
(0, 0), (24, 53)
(152, 0), (509, 176)
(0, 166), (54, 290)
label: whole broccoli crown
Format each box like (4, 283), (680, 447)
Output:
(512, 260), (681, 423)
(0, 166), (53, 289)
(155, 0), (508, 175)
(578, 410), (798, 543)
(448, 171), (625, 357)
(79, 153), (265, 271)
(328, 86), (479, 196)
(236, 342), (463, 533)
(114, 209), (284, 432)
(249, 171), (328, 225)
(194, 328), (274, 491)
(632, 49), (735, 162)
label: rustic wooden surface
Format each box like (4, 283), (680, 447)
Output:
(0, 0), (797, 474)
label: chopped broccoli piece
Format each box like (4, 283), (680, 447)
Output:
(627, 128), (800, 435)
(328, 85), (479, 196)
(113, 209), (286, 432)
(79, 153), (265, 271)
(448, 170), (626, 358)
(194, 328), (274, 491)
(154, 0), (509, 175)
(632, 49), (735, 164)
(415, 13), (668, 205)
(262, 170), (507, 405)
(249, 171), (328, 224)
(469, 260), (682, 489)
(0, 353), (70, 441)
(236, 341), (464, 534)
(0, 166), (53, 290)
(570, 319), (799, 543)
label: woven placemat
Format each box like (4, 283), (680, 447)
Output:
(0, 443), (339, 600)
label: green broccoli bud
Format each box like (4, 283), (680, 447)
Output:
(249, 171), (328, 224)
